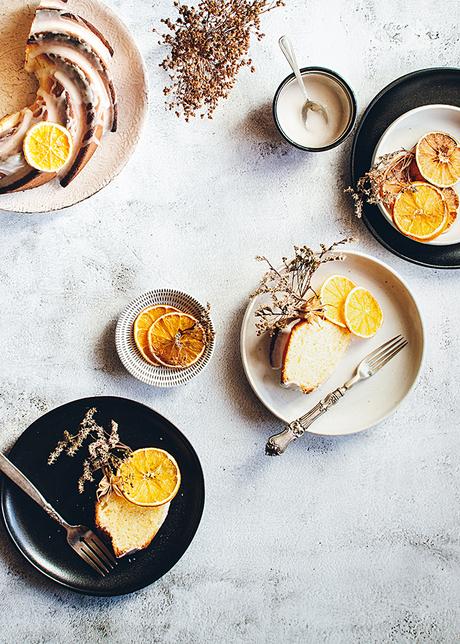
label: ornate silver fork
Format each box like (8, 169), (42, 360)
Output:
(0, 452), (117, 576)
(266, 334), (408, 456)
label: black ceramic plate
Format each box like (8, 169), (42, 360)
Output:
(351, 67), (460, 268)
(1, 397), (205, 596)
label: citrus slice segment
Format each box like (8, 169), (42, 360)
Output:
(441, 186), (459, 233)
(116, 448), (181, 507)
(415, 131), (460, 187)
(392, 182), (447, 241)
(320, 275), (356, 328)
(148, 312), (206, 368)
(344, 286), (383, 338)
(133, 305), (179, 365)
(23, 121), (73, 172)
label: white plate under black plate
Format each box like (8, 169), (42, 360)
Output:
(1, 397), (205, 596)
(241, 251), (424, 435)
(372, 105), (460, 246)
(351, 67), (460, 268)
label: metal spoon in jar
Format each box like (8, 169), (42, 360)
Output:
(278, 35), (328, 126)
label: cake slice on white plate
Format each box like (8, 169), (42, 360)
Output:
(280, 316), (350, 393)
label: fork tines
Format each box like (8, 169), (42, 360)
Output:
(366, 334), (408, 375)
(77, 531), (117, 576)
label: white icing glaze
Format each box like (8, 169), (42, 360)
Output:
(33, 9), (112, 66)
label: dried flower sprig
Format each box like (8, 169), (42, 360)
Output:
(346, 149), (414, 217)
(48, 408), (132, 495)
(251, 239), (352, 335)
(156, 0), (285, 121)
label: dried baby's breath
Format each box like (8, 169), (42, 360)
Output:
(251, 239), (352, 335)
(346, 149), (414, 217)
(48, 408), (132, 495)
(156, 0), (285, 121)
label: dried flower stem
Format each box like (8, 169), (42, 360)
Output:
(251, 239), (352, 335)
(156, 0), (285, 121)
(48, 408), (132, 494)
(346, 149), (414, 217)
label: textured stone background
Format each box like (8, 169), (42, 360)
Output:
(0, 0), (459, 642)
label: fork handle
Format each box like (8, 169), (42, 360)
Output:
(266, 385), (347, 455)
(0, 452), (68, 528)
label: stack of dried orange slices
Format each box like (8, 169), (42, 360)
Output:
(320, 275), (383, 339)
(384, 131), (460, 242)
(133, 304), (207, 369)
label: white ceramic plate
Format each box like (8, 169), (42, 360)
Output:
(372, 104), (460, 246)
(240, 251), (424, 436)
(116, 290), (215, 387)
(0, 0), (147, 213)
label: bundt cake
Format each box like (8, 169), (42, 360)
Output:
(0, 0), (117, 194)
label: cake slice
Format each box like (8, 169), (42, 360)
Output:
(95, 491), (170, 558)
(281, 317), (350, 393)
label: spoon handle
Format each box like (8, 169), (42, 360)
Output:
(278, 35), (308, 101)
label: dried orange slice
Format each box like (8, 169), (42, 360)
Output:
(392, 182), (447, 241)
(320, 275), (356, 328)
(415, 131), (460, 187)
(441, 186), (459, 232)
(344, 287), (383, 338)
(116, 448), (181, 507)
(148, 312), (206, 368)
(23, 121), (73, 172)
(134, 305), (178, 365)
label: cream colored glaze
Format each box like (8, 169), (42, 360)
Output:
(0, 152), (27, 176)
(275, 72), (351, 148)
(33, 9), (112, 66)
(0, 109), (33, 162)
(27, 43), (111, 118)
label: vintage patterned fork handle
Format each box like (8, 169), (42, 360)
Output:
(0, 452), (69, 527)
(265, 385), (348, 456)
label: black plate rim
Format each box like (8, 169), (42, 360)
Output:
(0, 395), (205, 597)
(350, 66), (460, 269)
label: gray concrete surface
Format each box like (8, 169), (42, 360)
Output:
(0, 0), (459, 642)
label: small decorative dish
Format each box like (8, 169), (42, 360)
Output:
(240, 250), (424, 436)
(115, 289), (215, 387)
(273, 66), (356, 152)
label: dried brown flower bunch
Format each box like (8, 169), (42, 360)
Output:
(157, 0), (285, 121)
(346, 149), (414, 217)
(48, 408), (132, 495)
(251, 239), (351, 335)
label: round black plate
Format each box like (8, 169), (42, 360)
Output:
(1, 397), (205, 596)
(351, 67), (460, 268)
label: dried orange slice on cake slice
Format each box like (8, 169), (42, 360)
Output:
(320, 275), (356, 328)
(148, 311), (206, 368)
(415, 131), (460, 188)
(23, 121), (73, 172)
(116, 448), (181, 507)
(344, 287), (383, 338)
(392, 182), (447, 241)
(134, 305), (179, 365)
